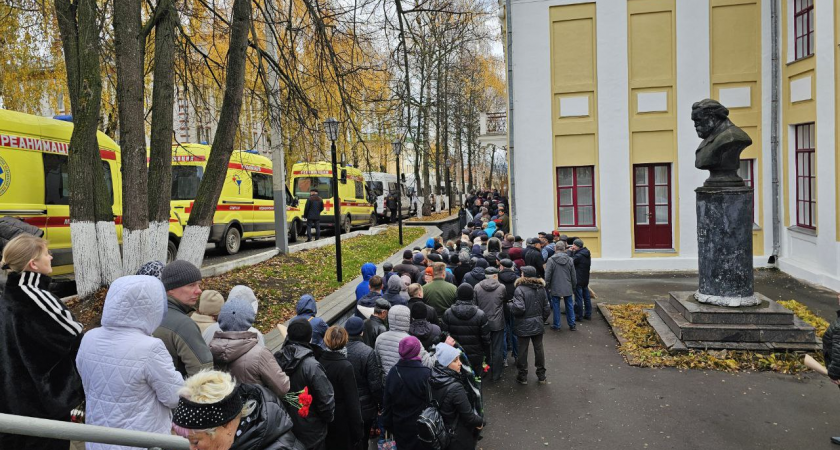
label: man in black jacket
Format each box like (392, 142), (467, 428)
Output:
(498, 259), (519, 366)
(511, 266), (550, 385)
(275, 319), (336, 450)
(441, 283), (490, 371)
(570, 238), (593, 320)
(344, 317), (383, 450)
(303, 188), (325, 242)
(363, 298), (390, 348)
(523, 238), (546, 279)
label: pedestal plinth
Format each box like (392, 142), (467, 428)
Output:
(695, 186), (759, 307)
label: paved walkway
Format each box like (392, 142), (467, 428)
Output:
(480, 270), (840, 450)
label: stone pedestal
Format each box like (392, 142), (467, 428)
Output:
(644, 292), (820, 352)
(695, 186), (759, 307)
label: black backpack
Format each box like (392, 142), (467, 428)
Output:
(395, 370), (453, 450)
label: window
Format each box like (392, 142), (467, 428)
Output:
(368, 181), (384, 197)
(354, 180), (364, 199)
(738, 159), (756, 221)
(171, 166), (204, 201)
(556, 166), (595, 227)
(795, 123), (815, 228)
(252, 173), (273, 200)
(44, 154), (113, 206)
(794, 0), (814, 60)
(293, 177), (333, 199)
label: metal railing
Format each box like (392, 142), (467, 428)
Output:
(0, 413), (190, 450)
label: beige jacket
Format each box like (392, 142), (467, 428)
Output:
(191, 313), (217, 334)
(209, 331), (290, 398)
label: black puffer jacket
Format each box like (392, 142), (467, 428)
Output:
(511, 277), (550, 337)
(441, 300), (490, 369)
(572, 247), (592, 287)
(231, 384), (302, 450)
(274, 342), (335, 449)
(407, 297), (439, 326)
(429, 364), (484, 450)
(409, 319), (442, 350)
(363, 315), (388, 348)
(346, 337), (383, 421)
(523, 246), (545, 278)
(823, 311), (840, 380)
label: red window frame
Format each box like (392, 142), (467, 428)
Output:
(794, 0), (814, 60)
(738, 159), (755, 221)
(556, 166), (595, 227)
(795, 123), (816, 229)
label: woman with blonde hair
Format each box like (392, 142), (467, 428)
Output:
(318, 326), (364, 450)
(172, 370), (300, 450)
(0, 234), (84, 450)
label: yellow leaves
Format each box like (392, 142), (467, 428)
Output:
(605, 303), (821, 375)
(778, 300), (829, 337)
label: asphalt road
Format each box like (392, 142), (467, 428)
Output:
(479, 270), (840, 450)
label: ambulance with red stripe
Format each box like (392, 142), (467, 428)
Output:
(169, 143), (303, 256)
(0, 108), (122, 275)
(290, 161), (376, 234)
(0, 109), (304, 276)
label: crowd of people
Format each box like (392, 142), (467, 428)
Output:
(0, 189), (596, 450)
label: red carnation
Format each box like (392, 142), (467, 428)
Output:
(299, 387), (313, 407)
(298, 406), (310, 418)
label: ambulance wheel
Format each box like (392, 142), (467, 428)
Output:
(288, 220), (298, 243)
(367, 213), (377, 229)
(167, 240), (178, 263)
(341, 215), (352, 235)
(221, 226), (241, 255)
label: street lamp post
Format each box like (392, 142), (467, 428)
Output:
(392, 139), (403, 246)
(324, 118), (342, 282)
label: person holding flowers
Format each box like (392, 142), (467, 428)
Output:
(274, 319), (335, 450)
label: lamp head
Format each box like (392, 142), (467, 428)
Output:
(323, 117), (339, 141)
(392, 139), (402, 156)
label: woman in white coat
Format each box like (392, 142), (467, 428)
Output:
(76, 275), (184, 450)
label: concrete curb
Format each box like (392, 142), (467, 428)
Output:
(264, 225), (442, 352)
(403, 213), (459, 226)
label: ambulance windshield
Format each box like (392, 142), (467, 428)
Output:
(294, 177), (333, 199)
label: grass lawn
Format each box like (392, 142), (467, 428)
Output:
(203, 226), (425, 332)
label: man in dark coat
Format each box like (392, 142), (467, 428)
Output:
(523, 238), (546, 279)
(382, 336), (432, 450)
(498, 259), (519, 366)
(407, 283), (439, 325)
(453, 253), (472, 285)
(511, 266), (550, 385)
(408, 302), (442, 351)
(344, 317), (384, 450)
(303, 188), (325, 242)
(544, 241), (577, 331)
(441, 283), (491, 371)
(363, 298), (390, 348)
(463, 258), (488, 287)
(394, 250), (422, 282)
(570, 238), (593, 320)
(387, 191), (399, 223)
(274, 320), (336, 450)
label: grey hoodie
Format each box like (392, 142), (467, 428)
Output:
(544, 252), (577, 298)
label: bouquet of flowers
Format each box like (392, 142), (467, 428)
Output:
(283, 387), (314, 417)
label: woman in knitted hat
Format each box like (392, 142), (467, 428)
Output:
(209, 299), (290, 399)
(172, 370), (300, 450)
(430, 343), (485, 450)
(318, 327), (364, 450)
(382, 336), (432, 450)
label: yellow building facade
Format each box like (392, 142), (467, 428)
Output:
(507, 0), (840, 291)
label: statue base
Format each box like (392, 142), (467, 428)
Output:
(696, 186), (754, 306)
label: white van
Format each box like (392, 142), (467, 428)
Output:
(363, 172), (412, 222)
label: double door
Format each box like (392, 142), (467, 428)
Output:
(633, 164), (672, 250)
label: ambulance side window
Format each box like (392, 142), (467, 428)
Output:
(252, 173), (273, 200)
(43, 155), (114, 206)
(354, 180), (363, 199)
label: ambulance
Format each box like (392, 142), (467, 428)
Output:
(168, 143), (304, 256)
(290, 161), (376, 234)
(0, 109), (304, 276)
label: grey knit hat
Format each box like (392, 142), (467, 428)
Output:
(218, 299), (256, 332)
(161, 260), (202, 291)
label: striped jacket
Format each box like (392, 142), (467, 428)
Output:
(0, 271), (84, 421)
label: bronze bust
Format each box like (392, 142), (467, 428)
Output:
(692, 99), (752, 188)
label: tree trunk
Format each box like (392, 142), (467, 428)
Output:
(466, 103), (474, 192)
(147, 0), (177, 264)
(114, 0), (149, 274)
(177, 0), (252, 267)
(55, 0), (122, 297)
(433, 50), (441, 196)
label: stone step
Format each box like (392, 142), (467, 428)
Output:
(654, 299), (816, 343)
(668, 291), (793, 326)
(644, 309), (687, 352)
